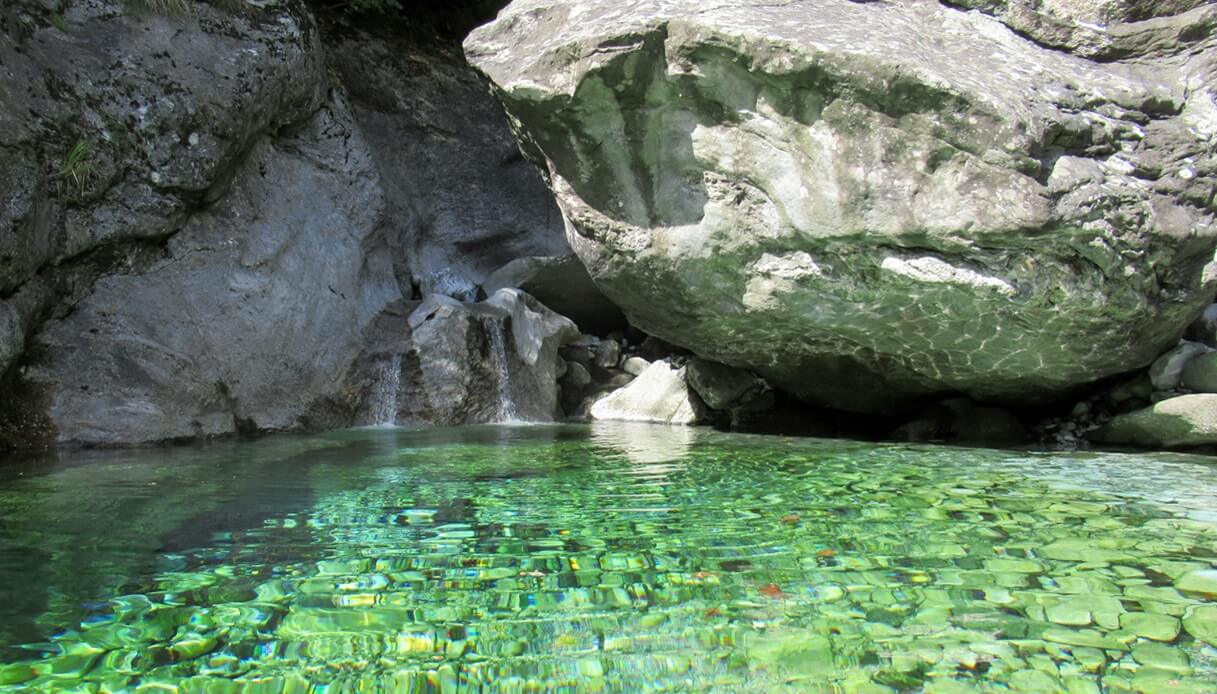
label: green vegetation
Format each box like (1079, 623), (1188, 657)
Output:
(56, 139), (99, 196)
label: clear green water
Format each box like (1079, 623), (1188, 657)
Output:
(1, 424), (1216, 693)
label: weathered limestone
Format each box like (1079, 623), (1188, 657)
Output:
(466, 0), (1217, 413)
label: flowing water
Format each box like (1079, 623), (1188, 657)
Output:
(0, 424), (1216, 693)
(365, 355), (403, 427)
(484, 323), (518, 423)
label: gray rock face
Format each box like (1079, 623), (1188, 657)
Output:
(1092, 394), (1217, 448)
(0, 4), (579, 447)
(324, 29), (570, 300)
(11, 96), (401, 446)
(482, 255), (627, 334)
(398, 290), (578, 425)
(590, 361), (704, 425)
(0, 0), (325, 381)
(685, 358), (767, 411)
(466, 0), (1217, 413)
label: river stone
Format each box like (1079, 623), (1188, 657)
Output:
(1180, 353), (1217, 393)
(1119, 612), (1181, 642)
(1174, 569), (1217, 598)
(466, 0), (1217, 413)
(1090, 394), (1217, 448)
(593, 339), (623, 369)
(1183, 605), (1217, 647)
(623, 356), (651, 376)
(1150, 342), (1213, 391)
(589, 361), (704, 424)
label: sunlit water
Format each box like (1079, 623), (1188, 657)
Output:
(0, 423), (1215, 693)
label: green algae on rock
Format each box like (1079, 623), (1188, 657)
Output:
(464, 0), (1217, 413)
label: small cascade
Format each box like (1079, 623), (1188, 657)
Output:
(367, 354), (401, 426)
(485, 318), (519, 422)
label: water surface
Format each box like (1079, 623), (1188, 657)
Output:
(1, 424), (1215, 692)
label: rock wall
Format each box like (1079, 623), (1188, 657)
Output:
(323, 26), (569, 300)
(0, 0), (574, 447)
(466, 0), (1217, 413)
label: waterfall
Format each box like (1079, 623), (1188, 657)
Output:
(485, 319), (519, 423)
(367, 354), (401, 427)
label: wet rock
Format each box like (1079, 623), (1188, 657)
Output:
(589, 362), (704, 425)
(1149, 342), (1212, 390)
(466, 0), (1217, 413)
(1175, 569), (1217, 598)
(1119, 612), (1181, 642)
(559, 360), (592, 414)
(482, 255), (627, 334)
(1180, 353), (1217, 393)
(400, 290), (578, 425)
(1183, 605), (1217, 647)
(1090, 394), (1217, 448)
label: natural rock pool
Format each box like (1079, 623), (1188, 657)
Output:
(0, 424), (1215, 692)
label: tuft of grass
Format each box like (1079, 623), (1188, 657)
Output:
(57, 139), (99, 197)
(48, 12), (68, 32)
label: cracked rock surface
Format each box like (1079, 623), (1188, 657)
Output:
(0, 2), (571, 446)
(466, 0), (1217, 412)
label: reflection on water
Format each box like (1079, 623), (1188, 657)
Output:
(0, 424), (1215, 692)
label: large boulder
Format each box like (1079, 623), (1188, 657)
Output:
(466, 0), (1217, 413)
